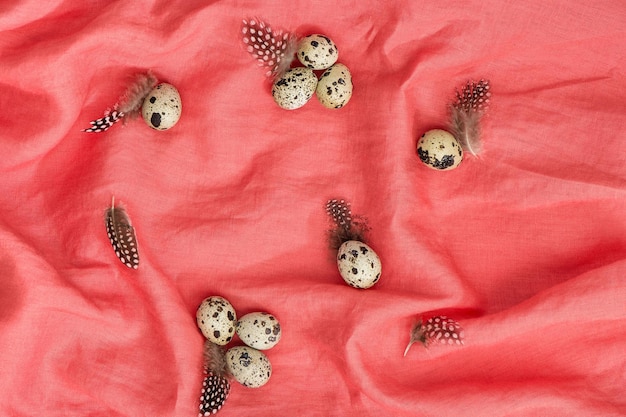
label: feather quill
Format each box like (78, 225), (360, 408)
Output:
(83, 71), (158, 132)
(104, 197), (139, 269)
(241, 18), (298, 81)
(404, 316), (464, 356)
(199, 340), (231, 415)
(325, 199), (370, 250)
(449, 79), (491, 156)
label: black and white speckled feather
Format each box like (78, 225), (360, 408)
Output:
(199, 341), (231, 416)
(82, 109), (124, 133)
(404, 316), (464, 356)
(449, 79), (491, 156)
(241, 18), (298, 81)
(325, 199), (370, 250)
(104, 197), (139, 269)
(82, 71), (157, 133)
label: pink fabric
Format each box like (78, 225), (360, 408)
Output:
(1, 1), (625, 416)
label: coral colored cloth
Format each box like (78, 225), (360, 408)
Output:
(1, 1), (625, 416)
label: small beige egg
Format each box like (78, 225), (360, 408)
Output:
(297, 34), (338, 70)
(141, 83), (182, 130)
(236, 312), (282, 350)
(272, 67), (318, 110)
(226, 346), (272, 388)
(337, 240), (382, 289)
(315, 63), (353, 109)
(417, 129), (463, 170)
(196, 296), (237, 345)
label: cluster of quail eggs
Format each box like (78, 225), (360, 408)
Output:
(273, 34), (353, 110)
(196, 296), (282, 388)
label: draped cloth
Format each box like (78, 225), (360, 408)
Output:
(0, 1), (625, 416)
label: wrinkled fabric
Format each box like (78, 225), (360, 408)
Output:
(1, 1), (625, 416)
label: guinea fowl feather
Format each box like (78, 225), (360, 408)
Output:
(241, 18), (298, 81)
(404, 316), (465, 356)
(325, 199), (370, 250)
(104, 197), (139, 269)
(199, 340), (231, 415)
(449, 79), (491, 157)
(83, 71), (158, 132)
(117, 71), (158, 119)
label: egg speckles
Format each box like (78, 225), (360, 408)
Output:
(196, 296), (237, 345)
(226, 346), (272, 388)
(236, 312), (282, 350)
(272, 67), (318, 110)
(337, 240), (382, 289)
(316, 63), (353, 109)
(297, 34), (338, 70)
(417, 129), (463, 170)
(141, 83), (182, 130)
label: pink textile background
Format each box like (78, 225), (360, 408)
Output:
(1, 1), (625, 416)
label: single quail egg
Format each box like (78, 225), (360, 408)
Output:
(337, 240), (382, 289)
(226, 346), (272, 388)
(297, 34), (339, 70)
(141, 83), (182, 130)
(272, 67), (318, 110)
(196, 296), (237, 345)
(417, 129), (463, 170)
(315, 63), (353, 109)
(236, 312), (282, 350)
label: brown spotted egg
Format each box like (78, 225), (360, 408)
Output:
(141, 83), (182, 130)
(196, 296), (237, 345)
(272, 67), (318, 110)
(297, 34), (339, 70)
(337, 240), (382, 289)
(417, 129), (463, 170)
(316, 63), (353, 109)
(236, 312), (282, 350)
(226, 346), (272, 388)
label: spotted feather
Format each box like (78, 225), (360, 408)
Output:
(241, 18), (298, 80)
(83, 109), (125, 133)
(105, 197), (139, 269)
(325, 198), (370, 250)
(404, 316), (464, 356)
(199, 340), (231, 416)
(449, 79), (491, 156)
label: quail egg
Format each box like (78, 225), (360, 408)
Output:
(337, 240), (382, 289)
(226, 346), (272, 388)
(297, 34), (339, 70)
(141, 83), (182, 130)
(315, 63), (353, 109)
(236, 312), (282, 350)
(196, 296), (237, 345)
(417, 129), (463, 170)
(272, 67), (318, 110)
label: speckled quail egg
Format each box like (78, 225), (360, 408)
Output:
(315, 63), (353, 109)
(337, 240), (382, 289)
(297, 34), (339, 70)
(196, 296), (237, 345)
(141, 83), (182, 130)
(272, 67), (318, 110)
(236, 312), (282, 350)
(226, 346), (272, 388)
(417, 129), (463, 170)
